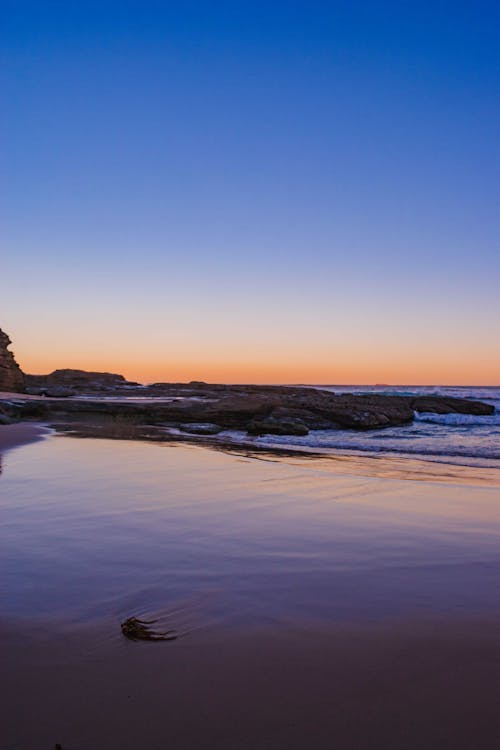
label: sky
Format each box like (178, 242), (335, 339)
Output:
(2, 0), (499, 384)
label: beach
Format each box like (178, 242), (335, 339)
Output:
(2, 431), (500, 748)
(3, 616), (500, 749)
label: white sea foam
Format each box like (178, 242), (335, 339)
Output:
(414, 411), (500, 427)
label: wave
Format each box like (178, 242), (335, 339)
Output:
(414, 411), (500, 427)
(219, 429), (500, 465)
(258, 440), (500, 462)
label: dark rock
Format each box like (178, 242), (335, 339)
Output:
(268, 406), (334, 430)
(3, 384), (494, 439)
(247, 416), (309, 436)
(411, 396), (494, 416)
(25, 369), (139, 394)
(0, 329), (25, 392)
(202, 396), (281, 428)
(26, 386), (76, 397)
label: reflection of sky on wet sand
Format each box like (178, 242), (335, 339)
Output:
(1, 436), (500, 628)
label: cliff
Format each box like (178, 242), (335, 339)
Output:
(0, 329), (25, 393)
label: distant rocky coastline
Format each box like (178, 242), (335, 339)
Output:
(0, 327), (495, 440)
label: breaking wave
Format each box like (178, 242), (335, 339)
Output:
(414, 411), (500, 427)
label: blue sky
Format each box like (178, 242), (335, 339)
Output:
(2, 1), (499, 383)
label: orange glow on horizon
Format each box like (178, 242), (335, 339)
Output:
(17, 350), (500, 387)
(8, 315), (499, 389)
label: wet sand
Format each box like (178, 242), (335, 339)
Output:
(0, 421), (49, 454)
(2, 434), (500, 749)
(2, 616), (500, 749)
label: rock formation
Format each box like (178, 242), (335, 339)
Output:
(1, 382), (494, 438)
(0, 328), (25, 392)
(25, 369), (138, 396)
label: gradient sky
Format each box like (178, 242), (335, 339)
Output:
(2, 1), (499, 384)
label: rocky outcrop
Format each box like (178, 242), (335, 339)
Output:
(19, 369), (494, 425)
(25, 369), (139, 395)
(0, 329), (25, 393)
(1, 384), (494, 439)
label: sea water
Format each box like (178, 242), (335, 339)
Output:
(220, 385), (500, 468)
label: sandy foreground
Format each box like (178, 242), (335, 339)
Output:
(2, 428), (500, 749)
(2, 616), (500, 750)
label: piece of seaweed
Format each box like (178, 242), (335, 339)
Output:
(121, 616), (177, 641)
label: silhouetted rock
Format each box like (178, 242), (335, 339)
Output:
(25, 369), (139, 394)
(0, 329), (25, 392)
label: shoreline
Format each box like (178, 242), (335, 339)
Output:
(0, 421), (50, 455)
(1, 417), (499, 486)
(1, 384), (498, 477)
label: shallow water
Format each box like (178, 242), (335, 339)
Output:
(1, 435), (500, 630)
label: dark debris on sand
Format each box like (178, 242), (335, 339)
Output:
(121, 616), (177, 642)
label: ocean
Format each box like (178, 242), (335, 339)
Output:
(220, 385), (500, 469)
